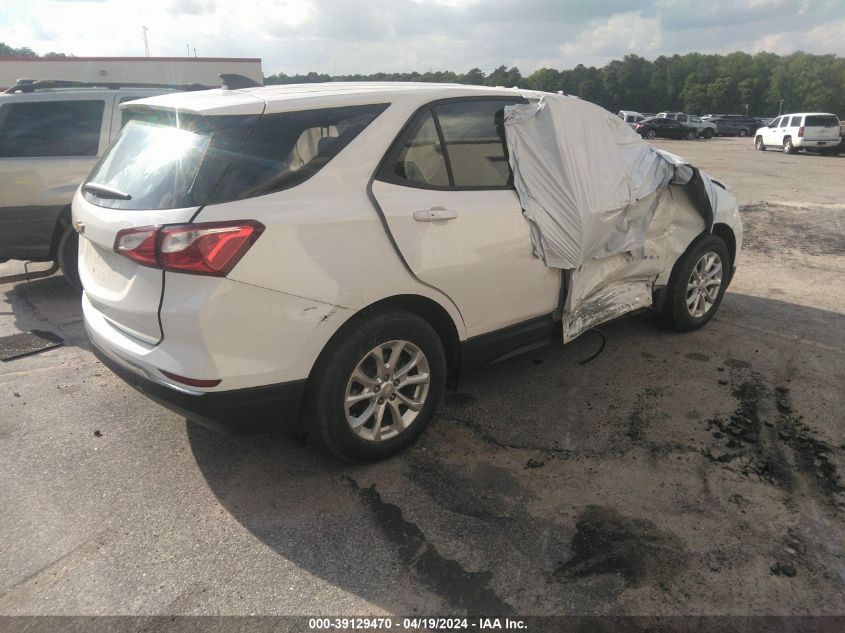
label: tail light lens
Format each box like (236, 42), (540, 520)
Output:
(114, 220), (264, 276)
(798, 126), (804, 138)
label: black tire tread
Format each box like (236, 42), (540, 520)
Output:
(659, 233), (730, 333)
(305, 308), (446, 462)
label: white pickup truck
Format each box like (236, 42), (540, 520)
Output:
(656, 112), (717, 139)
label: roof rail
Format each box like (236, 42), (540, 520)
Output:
(4, 79), (212, 94)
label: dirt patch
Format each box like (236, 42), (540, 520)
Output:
(704, 374), (844, 507)
(347, 477), (514, 614)
(554, 505), (688, 588)
(407, 460), (528, 520)
(741, 204), (845, 258)
(774, 387), (845, 505)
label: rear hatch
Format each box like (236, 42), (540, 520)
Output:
(803, 114), (841, 142)
(74, 99), (264, 344)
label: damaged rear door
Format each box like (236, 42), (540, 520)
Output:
(504, 96), (714, 342)
(371, 98), (559, 337)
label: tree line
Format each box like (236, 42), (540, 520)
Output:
(266, 52), (845, 117)
(3, 41), (842, 117)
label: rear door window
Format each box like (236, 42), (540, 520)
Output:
(382, 110), (449, 187)
(0, 99), (105, 157)
(804, 115), (839, 127)
(433, 99), (519, 188)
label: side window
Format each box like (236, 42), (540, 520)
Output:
(677, 115), (687, 122)
(383, 110), (449, 187)
(434, 99), (516, 188)
(770, 117), (781, 127)
(790, 116), (802, 127)
(690, 116), (701, 123)
(0, 100), (105, 157)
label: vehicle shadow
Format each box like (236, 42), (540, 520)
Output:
(2, 273), (88, 349)
(186, 291), (845, 614)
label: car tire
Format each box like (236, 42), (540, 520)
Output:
(738, 128), (748, 137)
(305, 308), (446, 462)
(685, 129), (696, 140)
(703, 129), (714, 139)
(646, 129), (656, 139)
(56, 225), (82, 291)
(659, 233), (730, 333)
(755, 136), (766, 151)
(783, 136), (797, 154)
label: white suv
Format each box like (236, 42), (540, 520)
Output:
(0, 81), (186, 287)
(754, 112), (842, 154)
(656, 112), (717, 139)
(75, 83), (742, 461)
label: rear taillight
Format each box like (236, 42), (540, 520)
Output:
(798, 126), (804, 138)
(114, 220), (264, 276)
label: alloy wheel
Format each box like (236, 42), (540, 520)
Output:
(344, 340), (431, 442)
(686, 252), (723, 318)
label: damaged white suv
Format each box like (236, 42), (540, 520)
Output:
(74, 83), (742, 461)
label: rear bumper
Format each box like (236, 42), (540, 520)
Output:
(798, 139), (841, 148)
(89, 331), (307, 434)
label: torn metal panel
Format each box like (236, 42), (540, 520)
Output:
(504, 94), (716, 341)
(562, 185), (706, 341)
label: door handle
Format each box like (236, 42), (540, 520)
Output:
(413, 207), (457, 222)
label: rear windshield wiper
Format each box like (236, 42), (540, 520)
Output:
(83, 182), (132, 200)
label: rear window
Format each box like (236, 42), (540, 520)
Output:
(0, 99), (104, 157)
(804, 115), (839, 128)
(85, 104), (387, 210)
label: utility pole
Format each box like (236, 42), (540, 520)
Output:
(142, 26), (150, 57)
(778, 99), (784, 115)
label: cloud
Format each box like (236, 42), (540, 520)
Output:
(2, 0), (843, 75)
(167, 0), (216, 16)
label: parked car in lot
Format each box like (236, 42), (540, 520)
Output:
(656, 112), (717, 138)
(754, 112), (842, 154)
(636, 116), (698, 140)
(711, 115), (759, 137)
(0, 80), (187, 287)
(618, 110), (645, 128)
(75, 83), (742, 461)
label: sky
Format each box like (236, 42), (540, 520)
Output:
(1, 0), (844, 76)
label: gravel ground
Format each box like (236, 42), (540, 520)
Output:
(0, 137), (843, 617)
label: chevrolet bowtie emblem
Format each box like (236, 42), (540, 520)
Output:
(73, 219), (85, 234)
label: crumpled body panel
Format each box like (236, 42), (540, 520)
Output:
(504, 95), (721, 341)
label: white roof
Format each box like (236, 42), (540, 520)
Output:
(122, 82), (535, 116)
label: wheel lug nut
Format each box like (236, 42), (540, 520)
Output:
(390, 394), (396, 401)
(393, 379), (400, 386)
(374, 386), (380, 393)
(377, 398), (384, 404)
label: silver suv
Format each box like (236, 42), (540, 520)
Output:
(0, 81), (181, 287)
